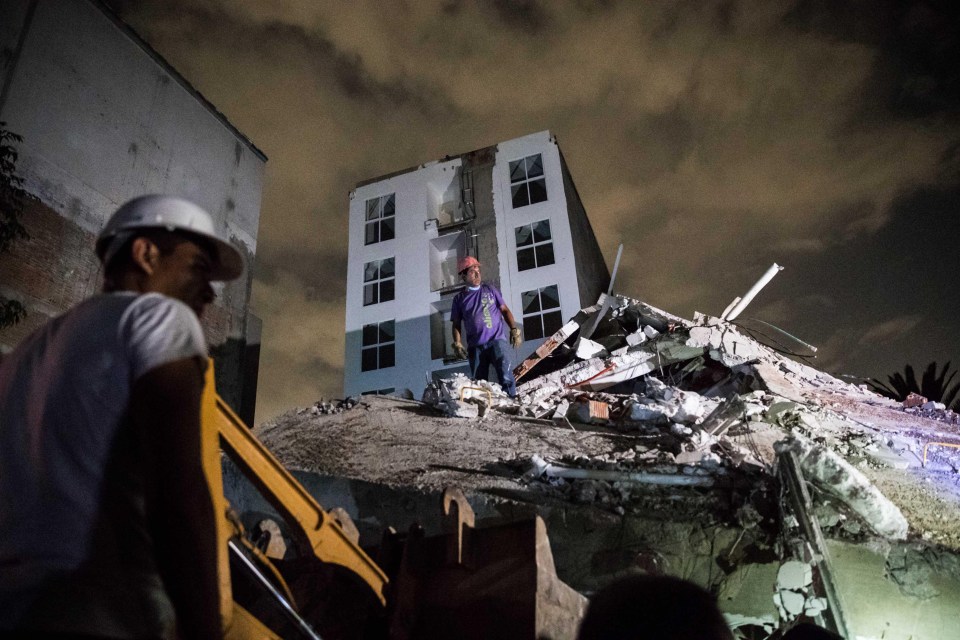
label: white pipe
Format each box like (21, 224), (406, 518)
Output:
(545, 465), (715, 486)
(719, 296), (741, 320)
(724, 263), (783, 322)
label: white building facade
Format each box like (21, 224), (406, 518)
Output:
(344, 131), (609, 398)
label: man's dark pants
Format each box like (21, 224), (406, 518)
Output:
(467, 339), (517, 397)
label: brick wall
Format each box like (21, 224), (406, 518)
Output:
(0, 198), (248, 360)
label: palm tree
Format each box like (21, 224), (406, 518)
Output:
(869, 361), (960, 411)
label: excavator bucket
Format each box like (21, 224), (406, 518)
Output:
(384, 488), (587, 640)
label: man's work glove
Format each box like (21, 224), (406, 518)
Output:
(509, 327), (522, 348)
(452, 342), (468, 360)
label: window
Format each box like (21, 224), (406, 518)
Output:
(429, 232), (466, 291)
(509, 154), (547, 208)
(361, 320), (395, 371)
(363, 258), (395, 306)
(521, 285), (562, 340)
(361, 388), (395, 396)
(515, 220), (555, 271)
(429, 299), (456, 360)
(365, 194), (395, 244)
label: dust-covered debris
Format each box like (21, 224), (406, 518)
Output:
(258, 291), (960, 640)
(300, 397), (361, 416)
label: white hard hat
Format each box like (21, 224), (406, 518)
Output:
(96, 195), (244, 281)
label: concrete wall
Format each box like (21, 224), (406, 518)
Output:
(559, 151), (610, 307)
(493, 132), (592, 348)
(345, 157), (464, 396)
(0, 0), (266, 415)
(224, 466), (960, 640)
(466, 146), (501, 289)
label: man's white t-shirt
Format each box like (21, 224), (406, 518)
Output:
(0, 292), (207, 637)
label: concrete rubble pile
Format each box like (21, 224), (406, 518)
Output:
(423, 293), (917, 541)
(418, 292), (960, 635)
(253, 291), (960, 639)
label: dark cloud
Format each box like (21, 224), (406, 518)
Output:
(784, 0), (960, 121)
(485, 0), (551, 33)
(254, 243), (347, 300)
(746, 180), (960, 378)
(112, 0), (960, 423)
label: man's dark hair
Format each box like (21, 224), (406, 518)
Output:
(577, 574), (733, 640)
(102, 229), (214, 291)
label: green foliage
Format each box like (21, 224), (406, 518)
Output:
(0, 122), (30, 253)
(869, 361), (960, 411)
(0, 298), (26, 328)
(0, 121), (31, 328)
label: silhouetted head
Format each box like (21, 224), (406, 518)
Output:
(577, 574), (733, 640)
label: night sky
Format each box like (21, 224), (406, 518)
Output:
(110, 0), (960, 423)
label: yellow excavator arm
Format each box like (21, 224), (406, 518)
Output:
(199, 362), (388, 638)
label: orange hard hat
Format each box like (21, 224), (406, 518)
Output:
(457, 256), (481, 274)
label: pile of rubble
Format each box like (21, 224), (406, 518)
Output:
(255, 288), (960, 638)
(418, 292), (960, 634)
(299, 396), (361, 416)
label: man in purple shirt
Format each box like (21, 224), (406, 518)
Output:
(451, 256), (522, 397)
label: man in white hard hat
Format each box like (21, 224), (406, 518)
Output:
(0, 195), (242, 639)
(450, 256), (522, 397)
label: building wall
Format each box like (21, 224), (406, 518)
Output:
(0, 0), (265, 419)
(559, 151), (610, 307)
(492, 132), (590, 348)
(344, 131), (609, 398)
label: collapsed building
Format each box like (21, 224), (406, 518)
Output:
(238, 285), (960, 639)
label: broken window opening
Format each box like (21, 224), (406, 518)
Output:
(521, 284), (562, 340)
(429, 231), (466, 291)
(362, 257), (395, 306)
(364, 193), (396, 245)
(429, 298), (458, 361)
(361, 320), (395, 371)
(515, 219), (555, 272)
(509, 154), (547, 208)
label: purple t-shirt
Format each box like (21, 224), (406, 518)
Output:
(451, 283), (507, 347)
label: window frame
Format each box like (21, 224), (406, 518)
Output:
(364, 193), (396, 245)
(508, 154), (547, 209)
(520, 285), (562, 341)
(360, 319), (396, 372)
(362, 257), (395, 306)
(514, 219), (555, 272)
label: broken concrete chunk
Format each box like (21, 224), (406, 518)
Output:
(575, 338), (608, 360)
(671, 392), (705, 424)
(552, 399), (571, 420)
(776, 435), (909, 540)
(624, 400), (672, 424)
(774, 590), (806, 618)
(670, 423), (693, 436)
(903, 392), (927, 408)
(442, 399), (480, 419)
(804, 597), (828, 617)
(777, 560), (812, 591)
(675, 449), (718, 465)
(642, 325), (660, 339)
(625, 332), (647, 347)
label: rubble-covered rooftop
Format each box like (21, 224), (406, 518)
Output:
(254, 293), (960, 639)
